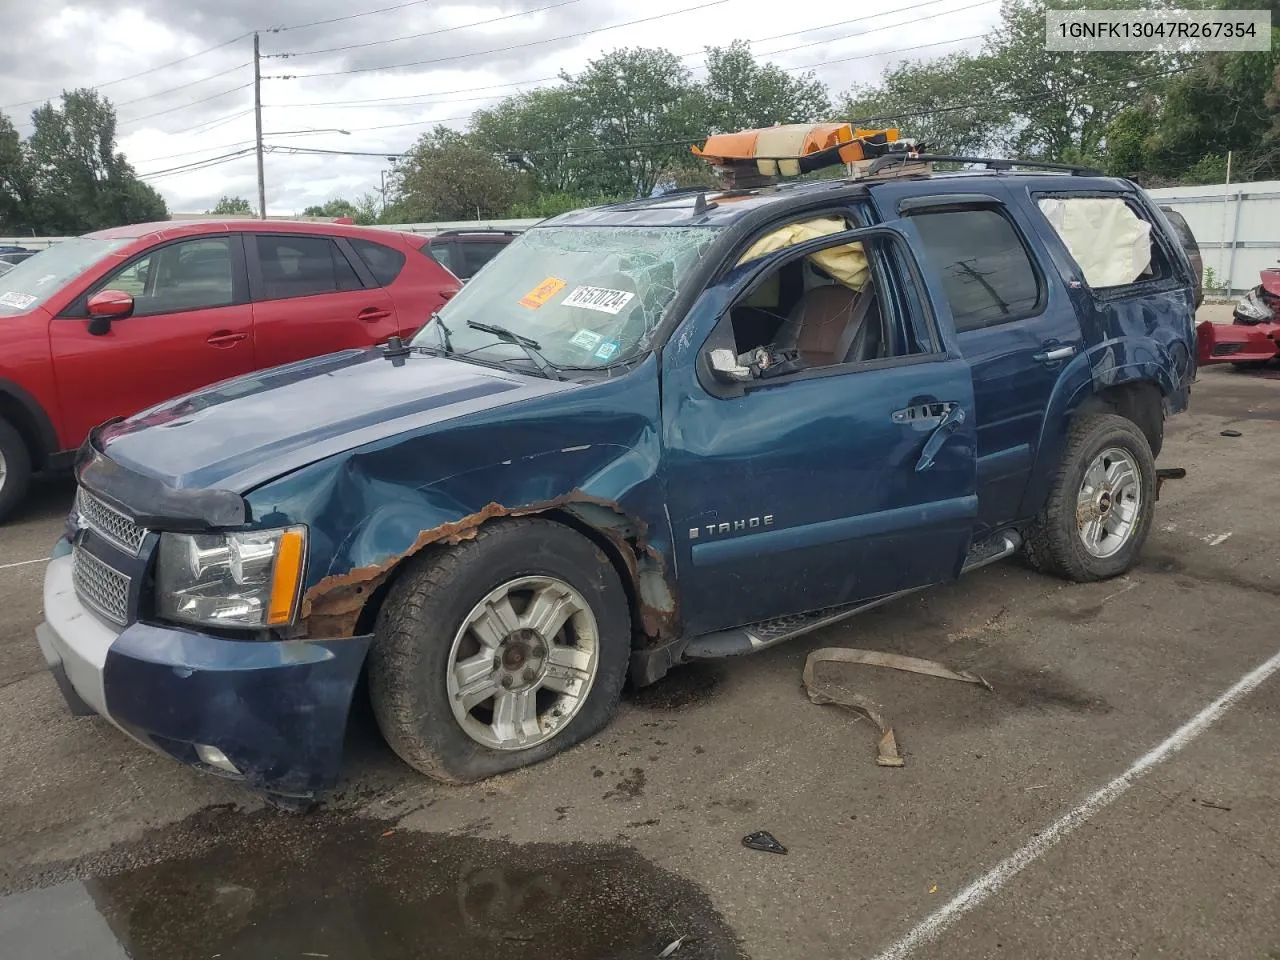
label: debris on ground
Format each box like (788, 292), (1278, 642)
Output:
(742, 830), (787, 854)
(1220, 429), (1243, 437)
(802, 648), (993, 767)
(659, 935), (686, 957)
(1155, 466), (1187, 499)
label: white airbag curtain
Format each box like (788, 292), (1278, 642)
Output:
(1038, 197), (1152, 288)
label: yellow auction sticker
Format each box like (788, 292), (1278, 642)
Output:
(518, 276), (567, 309)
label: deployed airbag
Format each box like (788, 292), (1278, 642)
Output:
(737, 217), (869, 290)
(1038, 197), (1152, 288)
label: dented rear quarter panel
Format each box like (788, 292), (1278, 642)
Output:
(244, 353), (673, 640)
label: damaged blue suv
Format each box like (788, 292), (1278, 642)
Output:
(37, 137), (1198, 802)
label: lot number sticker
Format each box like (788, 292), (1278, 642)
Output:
(0, 291), (37, 309)
(569, 329), (603, 351)
(518, 276), (567, 309)
(562, 285), (634, 314)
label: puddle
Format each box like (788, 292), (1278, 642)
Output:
(0, 808), (744, 960)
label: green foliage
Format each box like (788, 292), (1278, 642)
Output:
(0, 89), (166, 235)
(703, 41), (831, 133)
(207, 195), (254, 215)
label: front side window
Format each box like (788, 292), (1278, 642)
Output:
(255, 235), (362, 301)
(912, 209), (1041, 334)
(98, 237), (235, 317)
(412, 225), (721, 369)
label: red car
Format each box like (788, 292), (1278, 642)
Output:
(1196, 266), (1280, 368)
(0, 219), (460, 522)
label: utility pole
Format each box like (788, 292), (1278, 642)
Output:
(253, 32), (266, 219)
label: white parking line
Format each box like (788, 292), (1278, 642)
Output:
(0, 557), (49, 571)
(869, 645), (1280, 960)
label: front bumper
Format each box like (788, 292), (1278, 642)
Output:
(37, 553), (371, 798)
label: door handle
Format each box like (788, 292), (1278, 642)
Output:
(357, 307), (393, 322)
(206, 331), (247, 347)
(915, 403), (967, 472)
(1034, 345), (1076, 363)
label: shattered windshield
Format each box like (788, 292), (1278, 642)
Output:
(412, 225), (721, 369)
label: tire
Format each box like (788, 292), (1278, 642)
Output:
(1022, 413), (1156, 582)
(367, 518), (630, 783)
(0, 418), (33, 525)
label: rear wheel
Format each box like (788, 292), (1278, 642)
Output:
(367, 519), (630, 783)
(1023, 413), (1155, 582)
(0, 418), (33, 525)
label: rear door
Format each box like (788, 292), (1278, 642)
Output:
(874, 184), (1084, 532)
(248, 233), (398, 366)
(51, 234), (255, 443)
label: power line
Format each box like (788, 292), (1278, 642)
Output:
(0, 34), (253, 110)
(268, 0), (586, 59)
(118, 82), (255, 126)
(272, 0), (730, 79)
(138, 146), (258, 180)
(162, 107), (257, 138)
(111, 61), (252, 109)
(270, 0), (437, 33)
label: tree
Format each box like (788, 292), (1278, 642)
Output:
(980, 0), (1170, 164)
(840, 53), (1008, 155)
(303, 197), (359, 219)
(391, 126), (521, 221)
(703, 41), (831, 133)
(0, 113), (32, 233)
(23, 89), (166, 233)
(207, 195), (254, 215)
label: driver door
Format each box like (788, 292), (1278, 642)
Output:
(661, 222), (980, 636)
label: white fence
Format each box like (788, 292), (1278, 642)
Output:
(1147, 180), (1280, 296)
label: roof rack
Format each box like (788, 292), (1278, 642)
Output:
(866, 153), (1103, 177)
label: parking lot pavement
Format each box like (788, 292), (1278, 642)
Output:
(1, 364), (1277, 959)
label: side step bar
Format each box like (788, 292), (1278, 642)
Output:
(683, 530), (1022, 660)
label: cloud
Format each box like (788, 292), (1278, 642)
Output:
(1, 0), (999, 216)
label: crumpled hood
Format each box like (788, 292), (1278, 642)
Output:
(99, 349), (573, 492)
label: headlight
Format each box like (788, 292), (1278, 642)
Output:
(156, 527), (307, 629)
(1236, 290), (1273, 321)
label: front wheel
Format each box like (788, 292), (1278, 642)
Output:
(367, 518), (631, 783)
(1023, 413), (1156, 582)
(0, 418), (33, 525)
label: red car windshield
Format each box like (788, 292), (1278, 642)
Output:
(0, 237), (131, 316)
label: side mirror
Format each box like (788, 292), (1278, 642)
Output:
(707, 348), (752, 383)
(86, 289), (134, 335)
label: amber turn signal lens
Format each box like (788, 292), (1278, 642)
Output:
(267, 528), (306, 626)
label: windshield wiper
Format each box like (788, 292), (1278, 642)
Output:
(432, 313), (454, 352)
(465, 320), (563, 380)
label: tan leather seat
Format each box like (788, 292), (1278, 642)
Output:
(783, 284), (866, 367)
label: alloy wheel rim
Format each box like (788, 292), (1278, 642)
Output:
(1076, 446), (1142, 559)
(0, 448), (6, 490)
(445, 575), (600, 751)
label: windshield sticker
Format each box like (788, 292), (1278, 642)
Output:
(0, 291), (37, 309)
(569, 329), (603, 351)
(518, 276), (567, 309)
(563, 285), (634, 315)
(593, 340), (620, 361)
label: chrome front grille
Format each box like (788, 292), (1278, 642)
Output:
(72, 545), (131, 627)
(77, 489), (147, 555)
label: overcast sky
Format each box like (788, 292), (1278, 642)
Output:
(0, 0), (1000, 217)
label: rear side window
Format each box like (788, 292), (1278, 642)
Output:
(349, 237), (407, 285)
(1037, 196), (1167, 289)
(423, 240), (455, 274)
(254, 235), (363, 301)
(912, 209), (1041, 333)
(459, 241), (503, 278)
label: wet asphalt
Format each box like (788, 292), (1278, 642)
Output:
(0, 356), (1278, 960)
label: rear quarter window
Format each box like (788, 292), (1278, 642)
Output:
(349, 237), (407, 286)
(1036, 195), (1173, 291)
